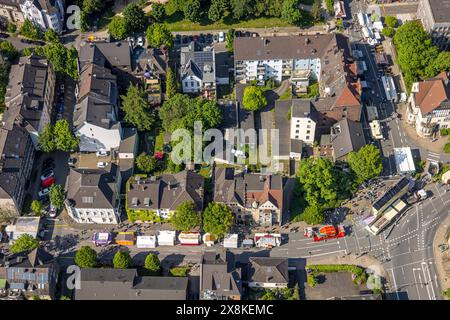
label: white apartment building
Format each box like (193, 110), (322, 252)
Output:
(406, 73), (450, 138)
(19, 0), (64, 34)
(289, 100), (317, 145)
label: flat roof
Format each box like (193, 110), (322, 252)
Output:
(428, 0), (450, 24)
(394, 147), (416, 173)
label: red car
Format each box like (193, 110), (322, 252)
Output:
(41, 176), (55, 188)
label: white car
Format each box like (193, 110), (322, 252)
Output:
(48, 204), (57, 218)
(137, 36), (144, 47)
(96, 150), (109, 157)
(97, 162), (108, 168)
(218, 32), (225, 42)
(38, 187), (51, 198)
(40, 169), (54, 181)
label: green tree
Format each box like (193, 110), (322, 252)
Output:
(426, 51), (450, 77)
(301, 205), (325, 225)
(230, 0), (251, 20)
(22, 47), (33, 56)
(165, 66), (177, 99)
(41, 43), (79, 80)
(146, 23), (174, 49)
(113, 251), (132, 269)
(123, 3), (146, 34)
(136, 153), (159, 173)
(54, 119), (79, 152)
(108, 16), (128, 40)
(44, 29), (60, 43)
(325, 0), (335, 15)
(382, 27), (395, 38)
(171, 201), (199, 231)
(121, 85), (155, 131)
(444, 143), (450, 154)
(282, 0), (304, 25)
(144, 253), (160, 274)
(183, 0), (202, 22)
(202, 202), (234, 238)
(75, 246), (98, 268)
(208, 0), (228, 22)
(10, 234), (39, 253)
(384, 16), (397, 29)
(393, 21), (439, 89)
(311, 0), (321, 21)
(226, 28), (234, 53)
(82, 0), (104, 13)
(7, 22), (16, 33)
(347, 144), (383, 184)
(31, 200), (43, 216)
(38, 123), (56, 153)
(19, 19), (41, 40)
(0, 41), (18, 61)
(260, 290), (277, 300)
(242, 85), (267, 111)
(151, 3), (166, 22)
(49, 184), (65, 210)
(60, 296), (71, 300)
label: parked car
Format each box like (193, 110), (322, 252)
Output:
(38, 187), (51, 198)
(218, 32), (225, 42)
(97, 162), (108, 168)
(60, 84), (64, 93)
(137, 36), (144, 47)
(96, 150), (109, 157)
(68, 157), (77, 167)
(48, 204), (57, 218)
(41, 176), (55, 188)
(40, 169), (54, 181)
(0, 33), (9, 39)
(56, 113), (63, 121)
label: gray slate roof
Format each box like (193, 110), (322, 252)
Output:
(180, 42), (215, 83)
(330, 118), (366, 160)
(79, 41), (132, 72)
(66, 166), (118, 209)
(74, 268), (188, 300)
(247, 257), (289, 284)
(127, 170), (205, 211)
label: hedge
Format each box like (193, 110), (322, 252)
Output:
(306, 264), (367, 285)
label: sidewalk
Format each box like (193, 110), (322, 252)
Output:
(432, 215), (450, 294)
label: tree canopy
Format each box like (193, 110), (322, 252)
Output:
(38, 123), (56, 152)
(123, 3), (147, 34)
(159, 94), (222, 134)
(171, 201), (199, 231)
(151, 3), (166, 22)
(121, 85), (156, 131)
(10, 234), (39, 253)
(301, 205), (325, 225)
(202, 202), (234, 238)
(136, 153), (159, 173)
(144, 253), (161, 274)
(31, 200), (43, 216)
(113, 251), (132, 269)
(183, 0), (202, 22)
(347, 144), (383, 184)
(384, 16), (397, 29)
(165, 66), (177, 99)
(281, 0), (304, 25)
(19, 19), (41, 40)
(49, 184), (65, 210)
(242, 85), (267, 111)
(226, 28), (235, 53)
(0, 41), (18, 61)
(44, 29), (60, 43)
(146, 23), (174, 49)
(75, 246), (98, 268)
(53, 119), (79, 152)
(108, 16), (128, 40)
(208, 0), (228, 22)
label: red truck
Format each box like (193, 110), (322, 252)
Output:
(304, 225), (346, 242)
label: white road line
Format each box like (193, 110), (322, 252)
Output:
(300, 249), (346, 259)
(390, 269), (400, 300)
(422, 262), (436, 300)
(413, 268), (422, 299)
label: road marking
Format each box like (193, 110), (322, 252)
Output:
(390, 269), (400, 300)
(413, 268), (422, 299)
(422, 262), (436, 300)
(300, 249), (346, 259)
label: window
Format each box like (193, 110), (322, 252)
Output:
(306, 135), (310, 140)
(307, 130), (310, 134)
(295, 130), (299, 133)
(296, 125), (299, 128)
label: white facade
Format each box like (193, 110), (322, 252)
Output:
(20, 0), (64, 34)
(182, 75), (202, 93)
(290, 115), (316, 145)
(77, 122), (122, 152)
(66, 206), (119, 224)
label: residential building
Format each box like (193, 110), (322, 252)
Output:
(78, 41), (134, 88)
(417, 0), (450, 50)
(246, 257), (289, 289)
(200, 251), (242, 300)
(0, 248), (59, 300)
(0, 125), (35, 216)
(320, 118), (366, 161)
(74, 268), (188, 300)
(126, 171), (205, 220)
(74, 63), (121, 153)
(289, 99), (317, 145)
(65, 166), (120, 224)
(213, 167), (284, 226)
(134, 48), (168, 106)
(180, 42), (216, 99)
(0, 0), (25, 25)
(406, 72), (450, 138)
(19, 0), (64, 34)
(4, 55), (56, 147)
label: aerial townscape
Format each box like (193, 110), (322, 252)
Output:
(0, 0), (448, 304)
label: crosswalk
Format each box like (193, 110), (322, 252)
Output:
(426, 151), (441, 163)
